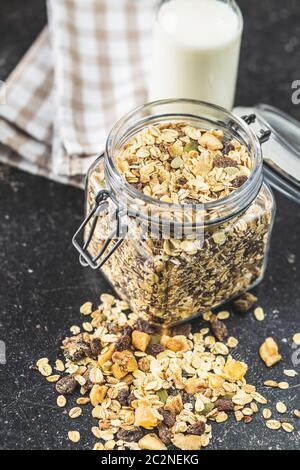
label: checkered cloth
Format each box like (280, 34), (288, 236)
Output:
(0, 0), (155, 187)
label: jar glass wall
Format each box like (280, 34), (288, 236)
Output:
(83, 100), (275, 325)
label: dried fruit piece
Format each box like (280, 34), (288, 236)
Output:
(160, 408), (176, 427)
(156, 389), (168, 404)
(157, 423), (172, 445)
(222, 357), (248, 381)
(111, 350), (138, 379)
(169, 322), (192, 337)
(55, 375), (78, 395)
(172, 433), (202, 451)
(138, 433), (167, 450)
(160, 335), (190, 352)
(259, 337), (282, 367)
(210, 314), (228, 342)
(134, 406), (162, 429)
(215, 398), (234, 412)
(146, 343), (165, 357)
(186, 420), (205, 435)
(115, 326), (133, 351)
(134, 318), (157, 335)
(117, 427), (143, 442)
(90, 384), (108, 406)
(184, 377), (206, 394)
(233, 292), (257, 312)
(132, 330), (151, 352)
(90, 337), (102, 358)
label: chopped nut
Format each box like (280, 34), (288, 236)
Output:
(259, 337), (282, 367)
(138, 434), (167, 450)
(184, 377), (206, 395)
(164, 394), (183, 415)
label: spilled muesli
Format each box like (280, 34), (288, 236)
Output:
(36, 294), (298, 450)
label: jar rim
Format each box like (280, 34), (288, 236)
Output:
(104, 99), (263, 224)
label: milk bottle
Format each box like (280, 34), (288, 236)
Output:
(149, 0), (243, 109)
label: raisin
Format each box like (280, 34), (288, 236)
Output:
(118, 388), (130, 406)
(127, 392), (136, 407)
(90, 337), (102, 358)
(115, 328), (132, 351)
(135, 318), (157, 335)
(116, 427), (143, 442)
(146, 343), (165, 357)
(214, 156), (238, 168)
(160, 409), (176, 427)
(209, 314), (228, 342)
(168, 386), (178, 396)
(231, 175), (248, 188)
(63, 337), (91, 362)
(177, 177), (187, 186)
(169, 322), (192, 337)
(215, 398), (235, 412)
(158, 423), (172, 445)
(186, 420), (205, 435)
(55, 375), (78, 395)
(223, 142), (234, 155)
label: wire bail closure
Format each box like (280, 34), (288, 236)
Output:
(72, 189), (125, 270)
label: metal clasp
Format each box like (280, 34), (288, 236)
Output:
(72, 189), (125, 270)
(241, 114), (271, 145)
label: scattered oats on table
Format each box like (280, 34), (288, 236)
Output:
(35, 293), (297, 450)
(292, 333), (300, 345)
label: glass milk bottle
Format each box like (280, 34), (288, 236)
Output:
(149, 0), (243, 109)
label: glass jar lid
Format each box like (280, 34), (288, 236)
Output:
(234, 104), (300, 204)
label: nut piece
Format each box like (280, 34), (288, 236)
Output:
(90, 384), (108, 406)
(184, 377), (206, 394)
(172, 433), (202, 450)
(138, 433), (167, 450)
(132, 330), (151, 352)
(222, 357), (248, 381)
(259, 337), (282, 367)
(160, 335), (190, 353)
(164, 394), (183, 414)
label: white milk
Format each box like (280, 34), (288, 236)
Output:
(149, 0), (243, 109)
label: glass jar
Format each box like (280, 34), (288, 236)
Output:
(73, 100), (275, 325)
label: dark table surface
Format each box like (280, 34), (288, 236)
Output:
(0, 0), (299, 451)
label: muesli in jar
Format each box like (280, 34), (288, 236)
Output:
(74, 100), (275, 325)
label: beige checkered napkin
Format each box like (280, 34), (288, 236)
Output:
(0, 0), (155, 187)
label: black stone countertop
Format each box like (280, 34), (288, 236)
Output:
(0, 0), (299, 451)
